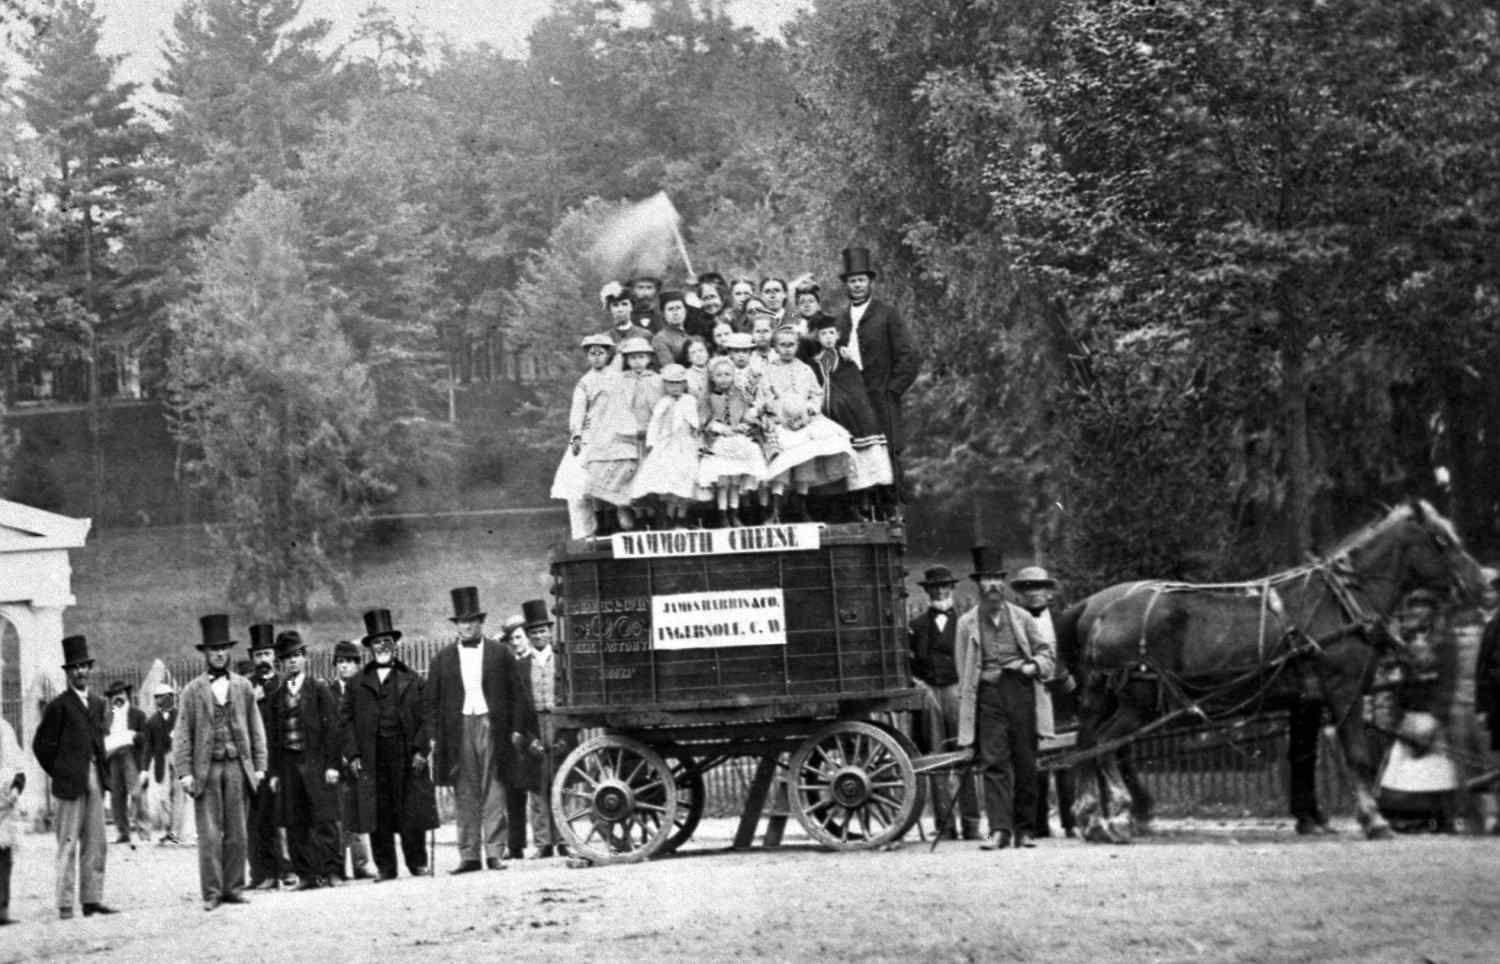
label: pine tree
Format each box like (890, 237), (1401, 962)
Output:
(168, 185), (393, 619)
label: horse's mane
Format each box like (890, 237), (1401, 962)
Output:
(1327, 499), (1457, 558)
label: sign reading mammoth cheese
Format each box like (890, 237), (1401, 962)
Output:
(652, 589), (786, 650)
(612, 523), (820, 559)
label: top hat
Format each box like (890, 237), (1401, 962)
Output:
(839, 246), (878, 280)
(361, 609), (402, 646)
(61, 634), (94, 668)
(197, 615), (234, 651)
(918, 565), (959, 588)
(449, 587), (485, 623)
(521, 599), (553, 630)
(105, 679), (132, 698)
(248, 623), (276, 653)
(332, 640), (362, 662)
(968, 544), (1006, 581)
(1010, 566), (1057, 590)
(274, 630), (307, 660)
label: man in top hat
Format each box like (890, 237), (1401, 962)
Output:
(34, 634), (117, 919)
(908, 565), (980, 840)
(266, 631), (343, 889)
(1009, 566), (1077, 839)
(328, 641), (373, 879)
(173, 615), (267, 910)
(143, 681), (190, 846)
(515, 599), (571, 858)
(102, 679), (147, 846)
(952, 546), (1055, 850)
(426, 588), (535, 872)
(341, 610), (437, 879)
(832, 246), (918, 519)
(245, 623), (293, 890)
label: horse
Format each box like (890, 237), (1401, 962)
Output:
(1056, 499), (1487, 843)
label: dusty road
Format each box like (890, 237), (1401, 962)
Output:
(2, 818), (1496, 963)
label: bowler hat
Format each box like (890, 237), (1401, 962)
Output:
(61, 634), (93, 668)
(522, 599), (553, 630)
(968, 544), (1006, 581)
(274, 630), (307, 660)
(105, 679), (132, 698)
(248, 623), (276, 653)
(918, 565), (959, 588)
(449, 586), (485, 623)
(197, 614), (234, 651)
(839, 246), (878, 280)
(332, 640), (362, 662)
(361, 609), (402, 646)
(1009, 566), (1057, 591)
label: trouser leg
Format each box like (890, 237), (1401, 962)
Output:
(53, 792), (83, 912)
(934, 683), (980, 835)
(1288, 698), (1323, 820)
(399, 825), (427, 874)
(195, 762), (224, 900)
(456, 715), (505, 862)
(528, 792), (553, 848)
(0, 846), (11, 920)
(368, 833), (396, 878)
(78, 767), (107, 905)
(976, 681), (1015, 834)
(505, 786), (528, 855)
(1055, 767), (1077, 832)
(1008, 680), (1039, 836)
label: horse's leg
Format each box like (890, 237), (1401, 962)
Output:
(1119, 744), (1155, 834)
(1092, 681), (1155, 843)
(1328, 686), (1394, 840)
(1071, 675), (1109, 841)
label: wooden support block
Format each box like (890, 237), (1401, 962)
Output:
(732, 753), (779, 850)
(763, 759), (789, 848)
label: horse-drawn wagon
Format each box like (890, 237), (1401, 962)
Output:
(543, 520), (927, 863)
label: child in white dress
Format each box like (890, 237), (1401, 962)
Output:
(552, 333), (614, 538)
(697, 357), (768, 528)
(756, 326), (853, 522)
(630, 364), (703, 529)
(585, 336), (661, 532)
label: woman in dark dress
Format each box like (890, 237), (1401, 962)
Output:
(807, 314), (893, 521)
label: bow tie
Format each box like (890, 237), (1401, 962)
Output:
(208, 668), (228, 679)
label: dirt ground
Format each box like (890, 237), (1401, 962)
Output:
(2, 816), (1496, 963)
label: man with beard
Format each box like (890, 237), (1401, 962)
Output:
(426, 588), (534, 872)
(953, 546), (1054, 851)
(908, 566), (980, 841)
(245, 624), (294, 889)
(143, 683), (190, 845)
(174, 615), (267, 910)
(328, 641), (373, 879)
(34, 634), (117, 919)
(342, 610), (437, 879)
(1009, 566), (1077, 839)
(267, 631), (342, 889)
(101, 680), (146, 847)
(832, 247), (918, 519)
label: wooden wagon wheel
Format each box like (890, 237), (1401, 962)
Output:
(871, 721), (928, 839)
(787, 720), (920, 850)
(639, 751), (706, 855)
(550, 733), (678, 864)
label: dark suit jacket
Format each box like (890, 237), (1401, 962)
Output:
(339, 661), (437, 834)
(33, 689), (107, 801)
(144, 708), (176, 782)
(908, 608), (960, 686)
(833, 298), (918, 451)
(425, 639), (537, 790)
(267, 675), (342, 826)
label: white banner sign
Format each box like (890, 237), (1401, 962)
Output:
(651, 589), (787, 650)
(612, 524), (820, 559)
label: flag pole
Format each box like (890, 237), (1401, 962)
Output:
(671, 222), (695, 281)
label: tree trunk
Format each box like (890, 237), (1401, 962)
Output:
(1281, 314), (1313, 560)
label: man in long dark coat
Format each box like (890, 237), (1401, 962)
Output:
(908, 565), (980, 840)
(245, 623), (293, 889)
(425, 587), (536, 872)
(328, 641), (373, 879)
(341, 610), (436, 879)
(34, 635), (116, 919)
(267, 631), (342, 889)
(832, 246), (918, 517)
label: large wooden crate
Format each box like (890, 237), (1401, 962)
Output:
(550, 523), (910, 713)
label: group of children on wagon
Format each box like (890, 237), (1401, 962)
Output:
(550, 273), (892, 537)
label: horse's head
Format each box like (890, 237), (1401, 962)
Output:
(1340, 499), (1487, 607)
